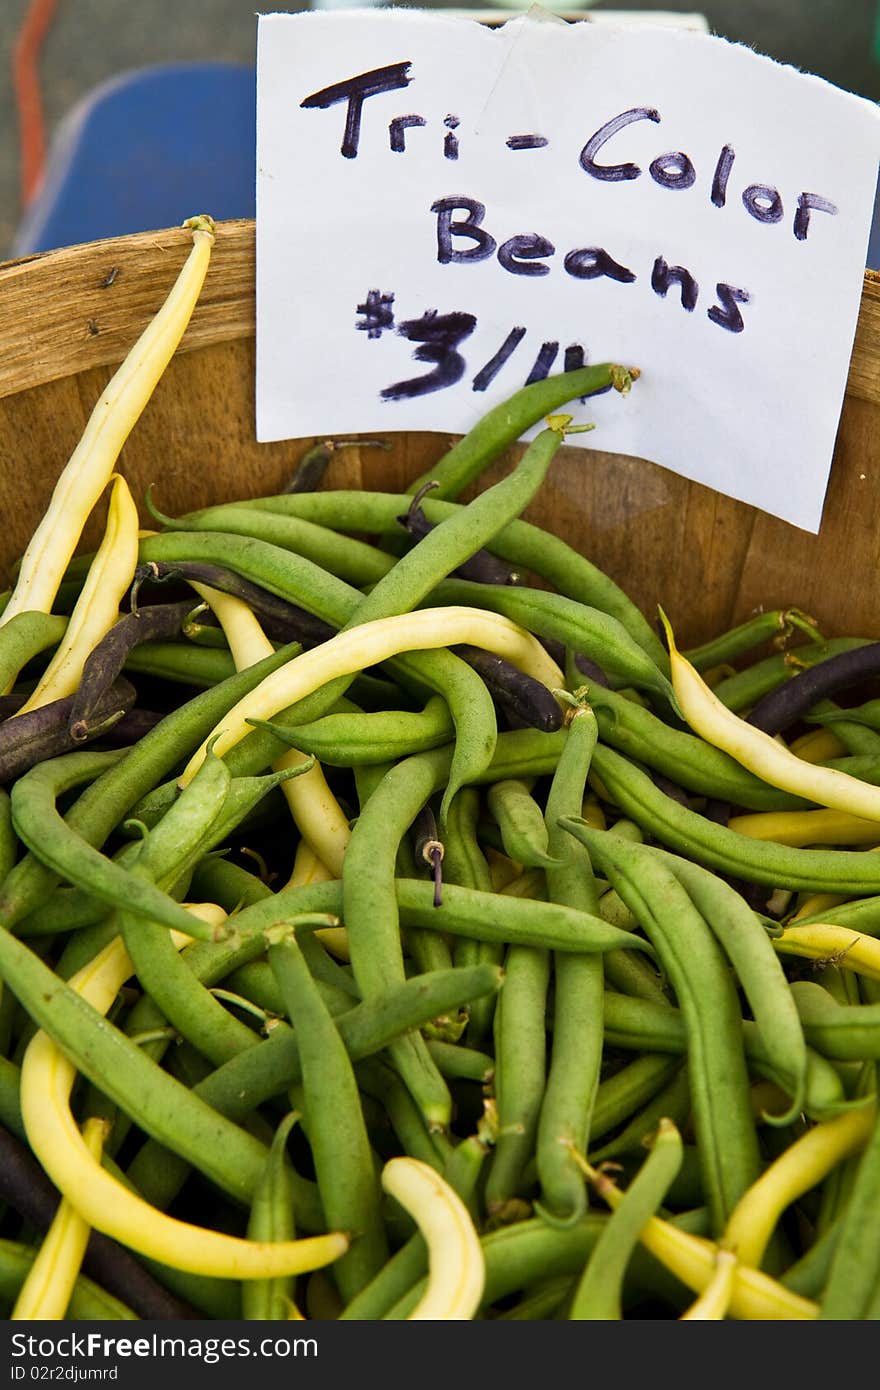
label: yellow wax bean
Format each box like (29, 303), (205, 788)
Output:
(20, 908), (348, 1281)
(17, 474), (140, 712)
(381, 1157), (484, 1320)
(723, 1104), (876, 1267)
(11, 1116), (108, 1320)
(679, 1249), (737, 1321)
(593, 1168), (817, 1320)
(661, 611), (880, 825)
(773, 925), (880, 982)
(789, 728), (847, 764)
(0, 217), (215, 631)
(180, 606), (563, 787)
(728, 809), (880, 849)
(286, 839), (348, 958)
(193, 582), (352, 876)
(791, 892), (848, 921)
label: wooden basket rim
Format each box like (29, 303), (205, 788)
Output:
(1, 218), (879, 408)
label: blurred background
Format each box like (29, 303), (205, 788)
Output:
(1, 0), (878, 262)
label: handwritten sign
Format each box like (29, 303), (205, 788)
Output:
(255, 10), (880, 531)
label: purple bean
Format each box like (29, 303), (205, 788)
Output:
(68, 601), (195, 737)
(746, 642), (880, 735)
(283, 437), (388, 495)
(133, 561), (336, 649)
(454, 645), (563, 733)
(0, 680), (136, 782)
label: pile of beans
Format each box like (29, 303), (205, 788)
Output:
(1, 220), (879, 1322)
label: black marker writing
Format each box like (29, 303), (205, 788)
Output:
(389, 114), (425, 153)
(381, 309), (476, 400)
(564, 246), (636, 283)
(301, 62), (412, 159)
(580, 107), (661, 182)
(525, 342), (560, 384)
(356, 289), (396, 339)
(497, 233), (555, 276)
(707, 283), (751, 333)
(472, 326), (527, 391)
(711, 144), (735, 207)
(506, 135), (549, 150)
(794, 192), (838, 241)
(432, 196), (495, 263)
(649, 151), (696, 191)
(652, 257), (699, 311)
(444, 115), (460, 161)
(742, 184), (784, 225)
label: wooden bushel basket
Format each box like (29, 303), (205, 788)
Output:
(0, 219), (878, 648)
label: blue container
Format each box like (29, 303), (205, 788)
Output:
(14, 62), (257, 255)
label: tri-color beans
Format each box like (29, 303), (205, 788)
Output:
(6, 242), (880, 1320)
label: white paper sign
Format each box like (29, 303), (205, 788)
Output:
(256, 9), (880, 532)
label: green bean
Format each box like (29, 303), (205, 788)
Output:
(535, 705), (603, 1227)
(810, 702), (880, 757)
(790, 983), (880, 1060)
(684, 609), (822, 672)
(601, 989), (849, 1118)
(253, 694), (455, 766)
(580, 680), (810, 811)
(268, 930), (388, 1300)
(569, 1118), (683, 1319)
(0, 1056), (23, 1139)
(123, 640), (236, 686)
(235, 490), (666, 669)
(780, 1221), (841, 1299)
(431, 578), (674, 706)
(3, 641), (303, 935)
(563, 828), (761, 1233)
(6, 751), (222, 942)
(15, 888), (110, 939)
(590, 1064), (691, 1162)
(0, 612), (67, 694)
(443, 787), (493, 893)
(189, 854), (274, 912)
(342, 748), (457, 1130)
(811, 699), (880, 733)
(485, 941), (550, 1214)
(218, 873), (658, 958)
(444, 786), (499, 1043)
(126, 962), (503, 1212)
(0, 922), (285, 1202)
(588, 1055), (684, 1146)
(242, 1110), (300, 1320)
(820, 1073), (880, 1319)
(356, 1056), (448, 1168)
(644, 845), (809, 1116)
(160, 502), (394, 586)
(487, 778), (557, 869)
(589, 744), (880, 894)
(425, 1039), (494, 1083)
(121, 908), (259, 1066)
(405, 363), (636, 499)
